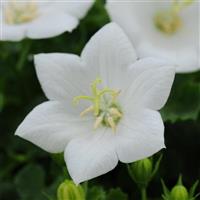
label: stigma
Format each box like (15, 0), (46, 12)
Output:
(4, 1), (39, 25)
(73, 78), (123, 132)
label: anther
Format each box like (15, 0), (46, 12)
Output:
(94, 115), (104, 130)
(107, 116), (116, 133)
(80, 105), (94, 117)
(109, 108), (122, 118)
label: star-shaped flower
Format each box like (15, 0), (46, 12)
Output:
(15, 23), (175, 184)
(1, 0), (93, 41)
(106, 0), (199, 73)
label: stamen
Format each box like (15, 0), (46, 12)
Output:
(94, 115), (104, 130)
(107, 116), (116, 133)
(112, 90), (121, 101)
(4, 1), (39, 25)
(154, 0), (195, 34)
(73, 78), (123, 131)
(154, 11), (182, 34)
(80, 105), (94, 117)
(109, 108), (122, 118)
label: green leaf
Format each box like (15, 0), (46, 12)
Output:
(0, 181), (18, 200)
(14, 164), (45, 200)
(86, 186), (106, 200)
(161, 179), (170, 197)
(189, 180), (199, 198)
(161, 73), (200, 123)
(107, 188), (128, 200)
(152, 154), (163, 178)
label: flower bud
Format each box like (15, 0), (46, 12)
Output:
(57, 180), (85, 200)
(162, 176), (199, 200)
(131, 158), (152, 182)
(128, 155), (162, 189)
(170, 185), (189, 200)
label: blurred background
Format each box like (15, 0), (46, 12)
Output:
(0, 0), (200, 199)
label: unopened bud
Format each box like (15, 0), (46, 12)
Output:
(170, 185), (189, 200)
(162, 176), (199, 200)
(57, 180), (85, 200)
(128, 155), (162, 189)
(129, 158), (152, 187)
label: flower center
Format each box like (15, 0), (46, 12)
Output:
(4, 1), (39, 25)
(153, 0), (194, 35)
(73, 78), (123, 132)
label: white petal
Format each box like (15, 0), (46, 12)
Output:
(115, 108), (165, 163)
(27, 12), (78, 39)
(106, 1), (199, 73)
(121, 57), (175, 111)
(34, 53), (91, 101)
(65, 128), (118, 184)
(81, 22), (137, 89)
(15, 101), (93, 153)
(1, 23), (27, 41)
(50, 0), (94, 19)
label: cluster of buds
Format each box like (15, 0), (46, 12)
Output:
(162, 176), (199, 200)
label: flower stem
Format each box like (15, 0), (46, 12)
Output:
(141, 187), (147, 200)
(16, 39), (32, 71)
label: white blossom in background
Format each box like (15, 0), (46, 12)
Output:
(0, 0), (94, 41)
(15, 23), (175, 184)
(106, 0), (199, 73)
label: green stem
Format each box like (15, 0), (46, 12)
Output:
(141, 187), (147, 200)
(16, 39), (32, 71)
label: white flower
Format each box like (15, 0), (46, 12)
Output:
(106, 0), (199, 73)
(1, 0), (93, 41)
(15, 23), (175, 184)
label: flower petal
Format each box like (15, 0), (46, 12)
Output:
(81, 22), (137, 89)
(65, 128), (118, 184)
(15, 101), (93, 153)
(121, 57), (175, 111)
(27, 12), (78, 39)
(115, 108), (165, 163)
(1, 23), (27, 41)
(106, 1), (199, 73)
(34, 53), (91, 101)
(50, 0), (94, 19)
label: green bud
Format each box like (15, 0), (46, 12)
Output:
(162, 176), (199, 200)
(132, 158), (152, 182)
(128, 155), (162, 189)
(57, 180), (85, 200)
(170, 185), (189, 200)
(128, 158), (153, 188)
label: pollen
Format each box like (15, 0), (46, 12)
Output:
(73, 78), (123, 132)
(4, 1), (39, 25)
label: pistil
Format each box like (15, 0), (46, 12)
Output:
(73, 78), (123, 132)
